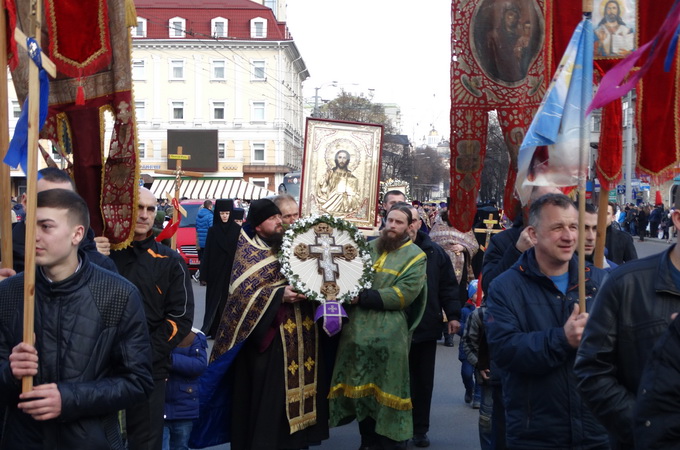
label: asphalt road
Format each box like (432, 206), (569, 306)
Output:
(187, 236), (671, 450)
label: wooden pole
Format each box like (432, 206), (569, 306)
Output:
(0, 4), (12, 269)
(593, 188), (610, 268)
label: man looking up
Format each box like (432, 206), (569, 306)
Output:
(0, 189), (153, 449)
(111, 186), (194, 450)
(486, 193), (608, 449)
(330, 204), (427, 449)
(404, 203), (460, 448)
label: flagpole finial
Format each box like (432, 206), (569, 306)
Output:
(582, 0), (593, 13)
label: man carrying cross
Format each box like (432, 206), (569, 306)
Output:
(191, 198), (329, 449)
(329, 203), (427, 449)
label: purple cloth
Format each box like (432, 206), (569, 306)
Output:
(314, 301), (348, 337)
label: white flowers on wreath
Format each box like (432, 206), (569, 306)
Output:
(279, 214), (373, 304)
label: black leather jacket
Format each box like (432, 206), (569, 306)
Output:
(574, 246), (680, 448)
(0, 253), (154, 449)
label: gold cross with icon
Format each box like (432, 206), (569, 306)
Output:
(156, 146), (203, 249)
(473, 213), (504, 251)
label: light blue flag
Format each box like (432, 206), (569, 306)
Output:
(515, 18), (593, 205)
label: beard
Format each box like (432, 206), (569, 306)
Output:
(606, 13), (618, 22)
(259, 229), (284, 253)
(377, 228), (409, 254)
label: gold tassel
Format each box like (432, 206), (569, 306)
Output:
(125, 0), (138, 28)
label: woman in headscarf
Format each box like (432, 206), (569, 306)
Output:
(199, 199), (241, 337)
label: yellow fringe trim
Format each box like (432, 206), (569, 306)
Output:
(125, 0), (138, 28)
(289, 415), (317, 434)
(328, 383), (413, 411)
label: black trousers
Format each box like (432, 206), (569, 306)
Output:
(126, 379), (167, 450)
(408, 340), (438, 435)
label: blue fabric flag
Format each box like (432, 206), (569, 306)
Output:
(3, 37), (50, 175)
(515, 19), (593, 205)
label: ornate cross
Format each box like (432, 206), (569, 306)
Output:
(156, 146), (203, 249)
(473, 213), (503, 251)
(309, 233), (344, 282)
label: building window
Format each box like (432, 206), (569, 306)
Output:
(11, 101), (21, 118)
(591, 114), (601, 133)
(138, 142), (146, 158)
(169, 17), (186, 38)
(211, 17), (227, 38)
(218, 142), (225, 159)
(135, 101), (146, 121)
(132, 18), (147, 38)
(132, 59), (145, 80)
(250, 18), (267, 38)
(264, 0), (277, 11)
(252, 102), (265, 121)
(252, 61), (265, 81)
(212, 101), (225, 120)
(170, 60), (184, 80)
(171, 101), (184, 120)
(211, 60), (226, 80)
(252, 143), (265, 162)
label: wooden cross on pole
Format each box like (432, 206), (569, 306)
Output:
(155, 146), (203, 250)
(15, 1), (57, 393)
(473, 213), (504, 251)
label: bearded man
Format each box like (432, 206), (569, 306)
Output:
(190, 198), (329, 450)
(595, 0), (634, 57)
(329, 204), (427, 450)
(317, 149), (361, 214)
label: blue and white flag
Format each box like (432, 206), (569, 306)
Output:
(516, 18), (593, 205)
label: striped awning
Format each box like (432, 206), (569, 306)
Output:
(150, 178), (275, 200)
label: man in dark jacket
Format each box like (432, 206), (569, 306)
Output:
(604, 202), (637, 265)
(486, 193), (609, 449)
(0, 189), (153, 450)
(574, 207), (680, 450)
(111, 187), (194, 450)
(405, 204), (460, 448)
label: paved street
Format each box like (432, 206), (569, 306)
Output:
(188, 236), (671, 450)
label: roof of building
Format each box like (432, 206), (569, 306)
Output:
(135, 0), (288, 40)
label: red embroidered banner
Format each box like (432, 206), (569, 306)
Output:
(450, 0), (552, 231)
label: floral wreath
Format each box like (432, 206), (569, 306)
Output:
(279, 214), (373, 304)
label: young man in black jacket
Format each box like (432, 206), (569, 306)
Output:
(0, 189), (153, 449)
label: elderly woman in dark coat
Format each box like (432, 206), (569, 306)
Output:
(199, 199), (242, 337)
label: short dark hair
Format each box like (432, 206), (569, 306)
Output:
(529, 193), (576, 228)
(607, 202), (617, 214)
(38, 167), (75, 190)
(203, 200), (213, 209)
(582, 202), (597, 215)
(383, 190), (406, 204)
(37, 189), (90, 229)
(388, 202), (413, 224)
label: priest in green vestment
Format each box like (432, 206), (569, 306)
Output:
(329, 204), (428, 448)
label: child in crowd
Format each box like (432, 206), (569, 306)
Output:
(458, 280), (481, 408)
(163, 328), (208, 450)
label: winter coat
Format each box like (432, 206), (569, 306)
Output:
(412, 230), (460, 343)
(575, 246), (680, 448)
(195, 208), (213, 249)
(604, 224), (638, 265)
(164, 331), (208, 420)
(0, 253), (153, 449)
(487, 249), (608, 449)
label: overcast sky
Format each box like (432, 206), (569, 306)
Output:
(285, 0), (452, 144)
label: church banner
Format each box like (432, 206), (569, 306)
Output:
(301, 119), (382, 229)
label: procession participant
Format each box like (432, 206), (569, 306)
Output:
(192, 198), (329, 449)
(272, 193), (300, 225)
(604, 201), (637, 264)
(486, 193), (608, 449)
(379, 190), (407, 229)
(404, 204), (460, 448)
(575, 208), (680, 449)
(0, 189), (153, 449)
(329, 204), (427, 450)
(11, 167), (117, 273)
(111, 187), (194, 450)
(199, 199), (239, 338)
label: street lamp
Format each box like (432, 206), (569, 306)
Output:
(312, 81), (337, 118)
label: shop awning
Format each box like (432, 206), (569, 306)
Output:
(150, 178), (275, 200)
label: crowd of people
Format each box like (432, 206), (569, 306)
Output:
(2, 170), (680, 449)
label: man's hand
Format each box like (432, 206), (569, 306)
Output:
(515, 227), (534, 253)
(9, 342), (38, 379)
(563, 303), (589, 348)
(0, 267), (16, 281)
(282, 285), (306, 303)
(18, 383), (62, 421)
(479, 368), (491, 382)
(448, 319), (461, 335)
(93, 236), (111, 256)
